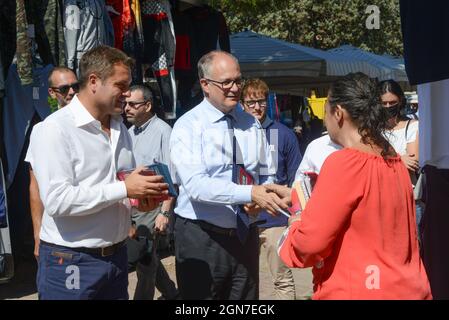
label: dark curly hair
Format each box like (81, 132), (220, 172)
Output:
(328, 73), (393, 158)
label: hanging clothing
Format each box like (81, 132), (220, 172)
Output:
(24, 0), (66, 67)
(0, 0), (17, 79)
(141, 0), (176, 115)
(106, 0), (134, 50)
(172, 8), (200, 113)
(0, 0), (65, 83)
(16, 0), (33, 85)
(183, 5), (230, 57)
(131, 0), (144, 47)
(42, 0), (67, 67)
(2, 64), (53, 186)
(123, 0), (144, 84)
(173, 5), (230, 112)
(172, 8), (198, 76)
(64, 0), (115, 73)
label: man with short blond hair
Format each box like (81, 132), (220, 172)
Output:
(241, 78), (301, 300)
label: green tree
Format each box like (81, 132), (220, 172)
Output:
(208, 0), (403, 56)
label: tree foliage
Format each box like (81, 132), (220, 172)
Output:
(208, 0), (403, 56)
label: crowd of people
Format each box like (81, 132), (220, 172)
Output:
(25, 45), (432, 300)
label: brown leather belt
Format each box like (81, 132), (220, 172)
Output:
(41, 239), (127, 257)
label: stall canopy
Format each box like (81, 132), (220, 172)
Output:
(328, 45), (408, 82)
(230, 31), (409, 95)
(230, 30), (345, 95)
(230, 30), (324, 78)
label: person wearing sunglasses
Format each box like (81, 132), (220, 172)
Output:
(28, 67), (79, 262)
(48, 66), (79, 108)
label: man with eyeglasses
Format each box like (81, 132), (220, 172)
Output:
(28, 67), (79, 261)
(48, 67), (79, 108)
(124, 85), (179, 300)
(241, 78), (302, 300)
(170, 50), (289, 300)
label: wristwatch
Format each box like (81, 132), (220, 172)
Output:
(160, 210), (170, 218)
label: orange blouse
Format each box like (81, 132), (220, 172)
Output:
(279, 148), (432, 299)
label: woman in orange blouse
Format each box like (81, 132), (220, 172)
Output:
(270, 73), (431, 299)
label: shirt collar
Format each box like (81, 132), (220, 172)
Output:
(70, 95), (97, 127)
(261, 115), (273, 129)
(201, 98), (238, 124)
(134, 114), (157, 134)
(70, 94), (123, 129)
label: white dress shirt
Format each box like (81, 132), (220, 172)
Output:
(295, 134), (342, 179)
(25, 95), (135, 248)
(170, 98), (275, 228)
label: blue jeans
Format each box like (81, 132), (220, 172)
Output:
(37, 242), (128, 300)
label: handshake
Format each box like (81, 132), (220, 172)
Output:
(246, 184), (293, 217)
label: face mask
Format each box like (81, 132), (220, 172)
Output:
(386, 104), (400, 118)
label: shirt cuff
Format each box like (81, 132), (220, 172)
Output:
(232, 184), (253, 204)
(104, 181), (128, 202)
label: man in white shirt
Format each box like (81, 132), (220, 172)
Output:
(295, 134), (342, 179)
(170, 50), (288, 299)
(26, 46), (168, 300)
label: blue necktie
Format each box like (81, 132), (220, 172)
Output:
(225, 114), (250, 243)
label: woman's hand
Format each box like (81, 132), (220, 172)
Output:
(264, 184), (291, 199)
(401, 154), (419, 172)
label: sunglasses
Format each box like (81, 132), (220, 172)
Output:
(51, 83), (80, 96)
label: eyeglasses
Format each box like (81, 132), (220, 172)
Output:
(125, 100), (149, 109)
(50, 83), (80, 96)
(204, 78), (244, 90)
(243, 99), (267, 108)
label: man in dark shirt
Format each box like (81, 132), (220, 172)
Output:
(241, 78), (302, 299)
